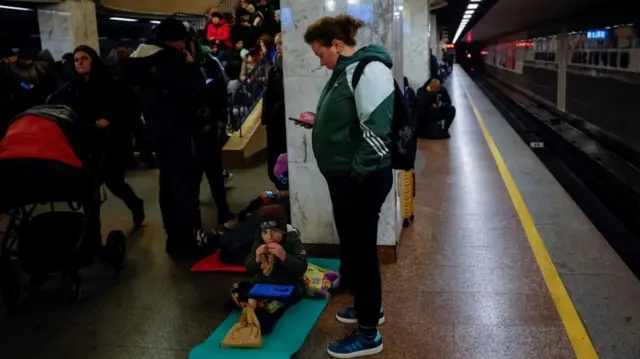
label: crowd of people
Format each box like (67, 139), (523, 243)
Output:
(0, 0), (288, 259)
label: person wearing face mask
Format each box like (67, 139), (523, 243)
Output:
(48, 45), (145, 228)
(122, 17), (216, 258)
(302, 14), (393, 358)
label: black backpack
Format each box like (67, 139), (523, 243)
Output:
(219, 212), (259, 265)
(351, 57), (418, 171)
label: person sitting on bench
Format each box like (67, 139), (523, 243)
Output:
(231, 204), (308, 335)
(415, 78), (456, 139)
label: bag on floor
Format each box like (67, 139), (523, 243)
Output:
(219, 214), (258, 265)
(221, 299), (264, 348)
(303, 263), (340, 298)
(351, 57), (418, 171)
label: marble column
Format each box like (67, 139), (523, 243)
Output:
(38, 0), (99, 61)
(430, 13), (439, 60)
(402, 0), (430, 88)
(280, 0), (404, 246)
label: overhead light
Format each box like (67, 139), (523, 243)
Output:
(463, 14), (471, 19)
(465, 10), (474, 15)
(470, 0), (482, 2)
(150, 20), (161, 24)
(0, 5), (32, 11)
(468, 4), (479, 9)
(110, 17), (138, 22)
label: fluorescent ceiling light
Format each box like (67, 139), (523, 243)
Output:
(471, 0), (482, 2)
(110, 17), (138, 22)
(150, 20), (161, 24)
(468, 3), (479, 9)
(463, 14), (471, 19)
(465, 10), (474, 15)
(0, 5), (32, 11)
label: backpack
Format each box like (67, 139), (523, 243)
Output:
(351, 57), (418, 171)
(219, 212), (259, 265)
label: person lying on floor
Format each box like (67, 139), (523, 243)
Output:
(415, 78), (456, 139)
(231, 204), (308, 335)
(236, 153), (290, 221)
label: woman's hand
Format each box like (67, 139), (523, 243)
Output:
(96, 119), (111, 129)
(267, 242), (286, 261)
(295, 111), (315, 129)
(256, 244), (267, 263)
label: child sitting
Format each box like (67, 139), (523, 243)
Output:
(231, 204), (308, 335)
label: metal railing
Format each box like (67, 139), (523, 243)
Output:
(227, 58), (270, 136)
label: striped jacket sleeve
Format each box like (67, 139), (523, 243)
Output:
(349, 61), (394, 179)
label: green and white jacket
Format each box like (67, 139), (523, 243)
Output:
(312, 44), (394, 180)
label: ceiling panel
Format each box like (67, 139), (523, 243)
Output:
(469, 0), (608, 41)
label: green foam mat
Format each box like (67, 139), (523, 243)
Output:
(189, 258), (339, 359)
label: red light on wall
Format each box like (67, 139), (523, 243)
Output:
(481, 50), (488, 55)
(466, 32), (472, 43)
(515, 42), (534, 47)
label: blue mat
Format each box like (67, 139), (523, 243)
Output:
(189, 258), (339, 359)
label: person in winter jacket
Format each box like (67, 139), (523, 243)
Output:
(226, 39), (245, 80)
(47, 45), (145, 227)
(185, 26), (236, 229)
(207, 12), (232, 49)
(233, 204), (307, 335)
(0, 41), (28, 131)
(262, 33), (286, 189)
(259, 33), (277, 65)
(122, 18), (214, 258)
(415, 78), (455, 139)
(304, 14), (391, 358)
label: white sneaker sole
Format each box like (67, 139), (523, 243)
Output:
(327, 343), (384, 358)
(336, 314), (386, 325)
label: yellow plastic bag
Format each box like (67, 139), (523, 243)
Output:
(221, 299), (264, 349)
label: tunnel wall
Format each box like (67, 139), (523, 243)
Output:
(484, 26), (640, 153)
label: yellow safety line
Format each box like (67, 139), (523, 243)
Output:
(462, 85), (599, 359)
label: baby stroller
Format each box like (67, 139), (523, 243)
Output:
(0, 105), (126, 310)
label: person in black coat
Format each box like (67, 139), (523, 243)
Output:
(262, 38), (286, 190)
(122, 18), (216, 258)
(415, 78), (456, 139)
(48, 45), (145, 227)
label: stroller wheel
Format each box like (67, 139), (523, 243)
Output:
(64, 274), (82, 304)
(0, 260), (24, 311)
(105, 230), (126, 274)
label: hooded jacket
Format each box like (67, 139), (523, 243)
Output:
(312, 45), (394, 180)
(206, 19), (232, 48)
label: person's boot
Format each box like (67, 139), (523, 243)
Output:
(131, 198), (146, 227)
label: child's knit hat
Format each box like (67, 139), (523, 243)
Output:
(259, 204), (287, 232)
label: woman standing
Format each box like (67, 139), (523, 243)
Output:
(49, 45), (145, 228)
(303, 14), (393, 358)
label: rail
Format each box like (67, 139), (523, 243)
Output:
(227, 57), (270, 136)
